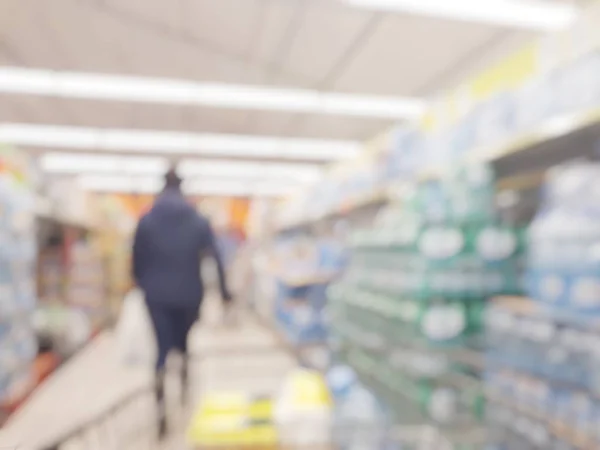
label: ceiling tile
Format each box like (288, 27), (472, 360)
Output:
(0, 96), (34, 122)
(63, 100), (138, 129)
(292, 114), (391, 141)
(31, 0), (130, 73)
(0, 0), (69, 69)
(245, 111), (297, 137)
(183, 0), (262, 57)
(332, 15), (507, 96)
(186, 109), (252, 134)
(103, 0), (184, 35)
(128, 104), (187, 131)
(251, 2), (305, 74)
(0, 96), (71, 125)
(283, 1), (375, 83)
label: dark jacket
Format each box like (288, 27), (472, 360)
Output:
(132, 187), (230, 308)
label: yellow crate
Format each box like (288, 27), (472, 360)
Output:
(187, 393), (278, 448)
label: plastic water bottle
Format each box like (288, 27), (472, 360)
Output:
(335, 384), (388, 449)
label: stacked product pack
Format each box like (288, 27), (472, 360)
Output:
(273, 236), (329, 347)
(37, 248), (63, 305)
(486, 163), (600, 449)
(277, 43), (600, 230)
(326, 364), (400, 449)
(272, 228), (349, 351)
(67, 240), (105, 320)
(0, 148), (38, 413)
(328, 163), (524, 448)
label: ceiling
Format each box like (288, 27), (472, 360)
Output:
(0, 0), (588, 195)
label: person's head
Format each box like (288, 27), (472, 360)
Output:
(164, 164), (182, 191)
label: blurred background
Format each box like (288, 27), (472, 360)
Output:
(1, 0), (600, 449)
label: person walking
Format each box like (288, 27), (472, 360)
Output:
(132, 166), (232, 439)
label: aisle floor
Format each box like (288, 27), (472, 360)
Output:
(0, 297), (298, 450)
(160, 316), (297, 450)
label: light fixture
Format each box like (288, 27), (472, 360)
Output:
(0, 67), (426, 120)
(77, 174), (299, 197)
(343, 0), (579, 31)
(40, 152), (324, 183)
(41, 153), (167, 175)
(185, 179), (301, 196)
(0, 124), (359, 161)
(78, 174), (163, 194)
(178, 159), (322, 182)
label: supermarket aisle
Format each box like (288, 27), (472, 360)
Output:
(0, 296), (298, 450)
(159, 310), (298, 449)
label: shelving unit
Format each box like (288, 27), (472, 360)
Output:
(0, 147), (39, 423)
(265, 15), (600, 450)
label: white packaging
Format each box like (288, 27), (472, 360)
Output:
(114, 289), (156, 366)
(515, 76), (555, 132)
(274, 369), (332, 446)
(556, 53), (600, 114)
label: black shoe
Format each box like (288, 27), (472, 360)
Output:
(158, 413), (168, 441)
(155, 369), (168, 440)
(181, 357), (189, 407)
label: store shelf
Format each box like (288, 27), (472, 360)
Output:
(335, 321), (483, 372)
(492, 295), (600, 330)
(486, 390), (596, 450)
(277, 105), (600, 233)
(277, 187), (389, 232)
(352, 364), (486, 448)
(254, 310), (329, 373)
(280, 273), (337, 288)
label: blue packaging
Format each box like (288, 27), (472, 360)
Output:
(327, 365), (357, 402)
(526, 270), (570, 307)
(473, 92), (515, 149)
(387, 127), (422, 179)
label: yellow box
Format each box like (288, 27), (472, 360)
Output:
(187, 393), (277, 448)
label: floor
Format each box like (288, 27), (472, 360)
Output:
(0, 297), (298, 450)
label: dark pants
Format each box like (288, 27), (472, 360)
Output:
(146, 303), (198, 437)
(146, 303), (198, 370)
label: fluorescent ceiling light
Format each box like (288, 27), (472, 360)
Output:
(78, 175), (163, 194)
(77, 174), (299, 197)
(343, 0), (579, 31)
(41, 153), (167, 175)
(185, 179), (301, 196)
(0, 67), (426, 120)
(40, 152), (323, 183)
(0, 124), (359, 161)
(179, 160), (322, 182)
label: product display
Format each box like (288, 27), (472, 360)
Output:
(0, 146), (38, 414)
(37, 248), (62, 305)
(322, 163), (524, 450)
(66, 239), (106, 331)
(276, 39), (600, 231)
(486, 163), (600, 449)
(33, 223), (109, 360)
(272, 233), (347, 349)
(485, 298), (600, 449)
(265, 28), (600, 448)
(327, 364), (397, 450)
(526, 163), (600, 313)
